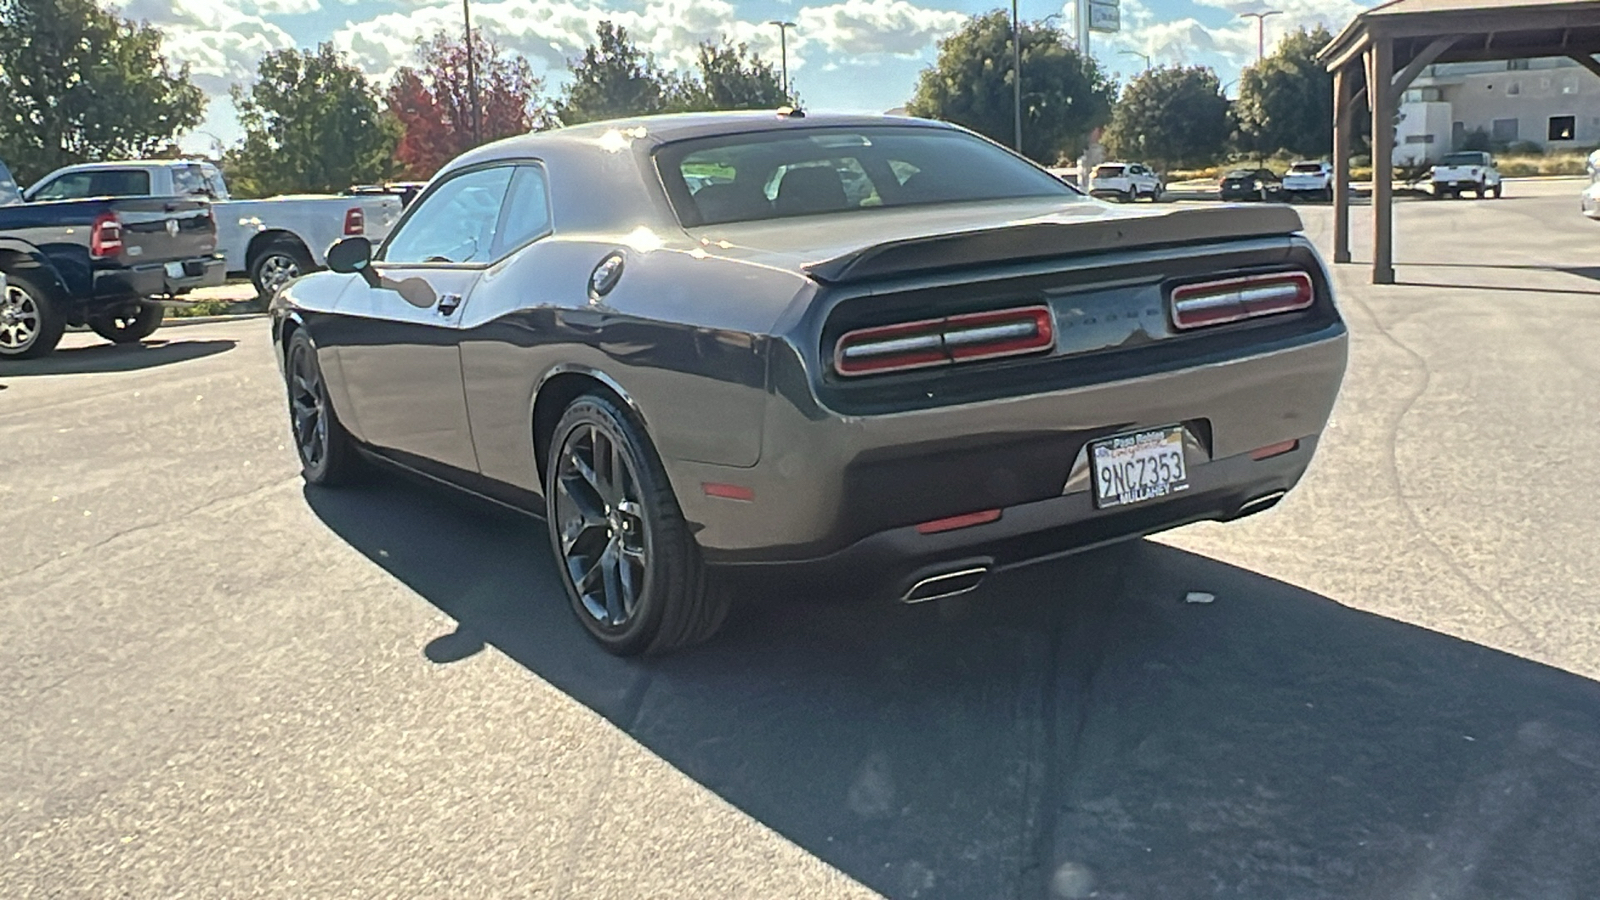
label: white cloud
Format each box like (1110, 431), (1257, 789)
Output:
(796, 0), (967, 58)
(122, 0), (299, 93)
(1096, 0), (1366, 73)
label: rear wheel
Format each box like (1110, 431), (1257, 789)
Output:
(546, 392), (730, 656)
(0, 271), (66, 360)
(285, 330), (361, 485)
(251, 241), (313, 300)
(88, 300), (164, 344)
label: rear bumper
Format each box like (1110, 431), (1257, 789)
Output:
(711, 437), (1316, 601)
(92, 255), (227, 302)
(669, 321), (1347, 565)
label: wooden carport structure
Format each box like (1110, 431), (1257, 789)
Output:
(1320, 0), (1600, 283)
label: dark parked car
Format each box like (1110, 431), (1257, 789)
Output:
(0, 160), (226, 359)
(271, 111), (1348, 655)
(1220, 168), (1285, 202)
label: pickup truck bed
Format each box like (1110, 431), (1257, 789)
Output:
(0, 183), (225, 358)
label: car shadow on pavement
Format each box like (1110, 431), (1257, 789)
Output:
(305, 474), (1600, 900)
(0, 338), (235, 376)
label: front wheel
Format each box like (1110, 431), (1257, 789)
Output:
(285, 330), (361, 485)
(0, 271), (66, 359)
(1475, 181), (1486, 199)
(1492, 183), (1503, 198)
(546, 392), (730, 656)
(88, 300), (164, 344)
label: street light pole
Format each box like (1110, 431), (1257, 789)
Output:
(767, 20), (797, 99)
(1239, 10), (1282, 63)
(1012, 0), (1022, 152)
(1119, 49), (1151, 71)
(464, 0), (481, 144)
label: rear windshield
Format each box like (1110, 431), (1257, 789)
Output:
(1439, 153), (1487, 166)
(1094, 165), (1126, 177)
(1290, 163), (1324, 173)
(657, 126), (1078, 226)
(1225, 169), (1259, 178)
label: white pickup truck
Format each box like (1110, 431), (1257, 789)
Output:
(24, 160), (403, 297)
(1431, 151), (1502, 199)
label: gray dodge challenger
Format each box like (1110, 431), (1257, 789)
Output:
(271, 110), (1348, 655)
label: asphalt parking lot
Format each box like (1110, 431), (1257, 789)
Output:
(4, 178), (1599, 899)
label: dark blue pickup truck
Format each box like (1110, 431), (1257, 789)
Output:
(0, 159), (226, 359)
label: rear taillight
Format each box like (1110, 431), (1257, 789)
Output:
(834, 305), (1055, 377)
(343, 207), (365, 235)
(1169, 271), (1314, 330)
(89, 211), (124, 259)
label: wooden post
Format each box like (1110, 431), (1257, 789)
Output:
(1332, 63), (1352, 264)
(1369, 38), (1396, 285)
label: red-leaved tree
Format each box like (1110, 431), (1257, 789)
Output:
(386, 30), (549, 179)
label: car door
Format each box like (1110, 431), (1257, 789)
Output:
(327, 164), (518, 474)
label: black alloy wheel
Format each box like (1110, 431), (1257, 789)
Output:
(89, 300), (164, 344)
(285, 330), (359, 485)
(0, 272), (65, 359)
(546, 392), (730, 656)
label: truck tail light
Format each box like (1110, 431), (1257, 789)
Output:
(89, 211), (124, 259)
(343, 207), (365, 235)
(833, 306), (1055, 377)
(1170, 271), (1314, 330)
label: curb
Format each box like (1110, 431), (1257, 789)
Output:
(161, 313), (270, 327)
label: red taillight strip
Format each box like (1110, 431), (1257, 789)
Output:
(835, 305), (1055, 377)
(1249, 439), (1299, 461)
(1170, 271), (1314, 331)
(343, 207), (365, 236)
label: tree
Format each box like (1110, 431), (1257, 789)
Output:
(228, 44), (399, 198)
(906, 12), (1115, 164)
(0, 0), (205, 183)
(1103, 66), (1231, 170)
(1234, 26), (1338, 159)
(554, 21), (672, 125)
(667, 41), (791, 112)
(387, 31), (549, 179)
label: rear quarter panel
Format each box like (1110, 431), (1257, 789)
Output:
(457, 234), (810, 492)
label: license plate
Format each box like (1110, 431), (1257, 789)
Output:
(164, 261), (185, 279)
(1090, 426), (1190, 509)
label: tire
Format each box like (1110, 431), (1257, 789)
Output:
(545, 392), (730, 656)
(285, 329), (361, 486)
(88, 300), (164, 344)
(0, 271), (67, 360)
(251, 241), (313, 300)
(1493, 183), (1503, 198)
(1475, 181), (1485, 199)
(1121, 189), (1134, 203)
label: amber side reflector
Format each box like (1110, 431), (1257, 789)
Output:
(1249, 439), (1300, 461)
(702, 482), (755, 501)
(916, 508), (1002, 535)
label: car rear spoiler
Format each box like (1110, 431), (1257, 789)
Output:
(802, 204), (1305, 284)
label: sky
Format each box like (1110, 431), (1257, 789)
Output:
(118, 0), (1374, 155)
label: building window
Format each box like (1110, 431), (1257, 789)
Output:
(1492, 118), (1520, 142)
(1405, 134), (1435, 144)
(1550, 115), (1577, 140)
(1508, 81), (1521, 95)
(1507, 59), (1530, 70)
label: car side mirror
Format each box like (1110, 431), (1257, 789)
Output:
(326, 237), (378, 287)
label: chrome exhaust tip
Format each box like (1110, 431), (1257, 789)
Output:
(900, 565), (989, 604)
(1236, 490), (1288, 518)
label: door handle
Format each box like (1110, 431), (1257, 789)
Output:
(437, 293), (462, 316)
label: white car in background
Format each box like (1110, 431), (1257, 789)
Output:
(1282, 160), (1334, 201)
(1089, 162), (1164, 202)
(1430, 151), (1502, 199)
(26, 160), (404, 297)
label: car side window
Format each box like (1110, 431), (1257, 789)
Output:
(33, 173), (94, 201)
(493, 165), (552, 257)
(381, 166), (515, 265)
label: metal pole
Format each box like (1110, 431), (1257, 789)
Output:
(464, 0), (481, 144)
(1239, 10), (1282, 63)
(767, 21), (796, 100)
(1012, 0), (1023, 153)
(1119, 49), (1151, 71)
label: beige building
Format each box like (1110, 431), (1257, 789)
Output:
(1396, 58), (1600, 163)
